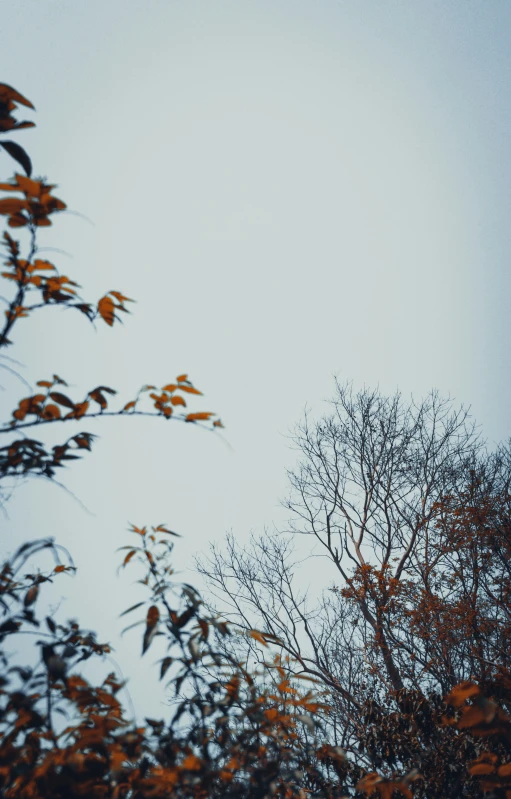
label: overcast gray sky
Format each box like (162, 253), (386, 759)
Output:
(2, 0), (511, 718)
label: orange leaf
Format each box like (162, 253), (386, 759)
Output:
(176, 374), (188, 382)
(179, 385), (202, 395)
(186, 412), (213, 422)
(98, 295), (115, 326)
(31, 260), (55, 272)
(89, 389), (108, 409)
(469, 763), (496, 776)
(24, 585), (39, 607)
(0, 198), (26, 214)
(182, 755), (201, 771)
(123, 400), (136, 411)
(170, 395), (186, 407)
(14, 175), (42, 197)
(249, 630), (268, 647)
(71, 401), (89, 420)
(73, 434), (93, 450)
(110, 291), (133, 303)
(0, 83), (35, 110)
(143, 605), (160, 654)
(123, 550), (136, 567)
(446, 681), (480, 707)
(42, 404), (60, 420)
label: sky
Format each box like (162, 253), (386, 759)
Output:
(2, 0), (511, 718)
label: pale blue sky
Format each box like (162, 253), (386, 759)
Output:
(2, 0), (511, 717)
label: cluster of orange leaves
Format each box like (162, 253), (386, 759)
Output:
(0, 173), (65, 228)
(0, 81), (222, 486)
(8, 373), (222, 428)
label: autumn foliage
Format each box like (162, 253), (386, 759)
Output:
(1, 82), (511, 799)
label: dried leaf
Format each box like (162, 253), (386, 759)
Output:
(0, 83), (35, 109)
(182, 754), (201, 771)
(23, 584), (39, 607)
(0, 198), (26, 214)
(42, 403), (61, 420)
(446, 681), (480, 707)
(98, 295), (115, 326)
(179, 385), (202, 395)
(249, 629), (268, 646)
(49, 391), (75, 409)
(123, 550), (136, 567)
(142, 605), (160, 655)
(186, 412), (214, 422)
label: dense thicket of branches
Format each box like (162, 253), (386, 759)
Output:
(199, 383), (511, 796)
(1, 81), (511, 799)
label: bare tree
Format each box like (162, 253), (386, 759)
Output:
(198, 381), (511, 771)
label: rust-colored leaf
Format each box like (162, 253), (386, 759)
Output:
(98, 295), (115, 326)
(73, 434), (92, 450)
(185, 412), (213, 422)
(142, 605), (160, 655)
(123, 550), (136, 567)
(71, 401), (89, 419)
(23, 584), (39, 607)
(89, 389), (108, 409)
(0, 198), (26, 215)
(179, 385), (202, 395)
(42, 404), (61, 420)
(182, 754), (201, 771)
(0, 83), (35, 110)
(469, 763), (496, 776)
(446, 681), (480, 707)
(110, 291), (133, 303)
(15, 175), (42, 196)
(249, 630), (268, 646)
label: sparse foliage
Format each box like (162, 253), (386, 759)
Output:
(1, 82), (511, 799)
(199, 383), (511, 797)
(0, 83), (222, 497)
